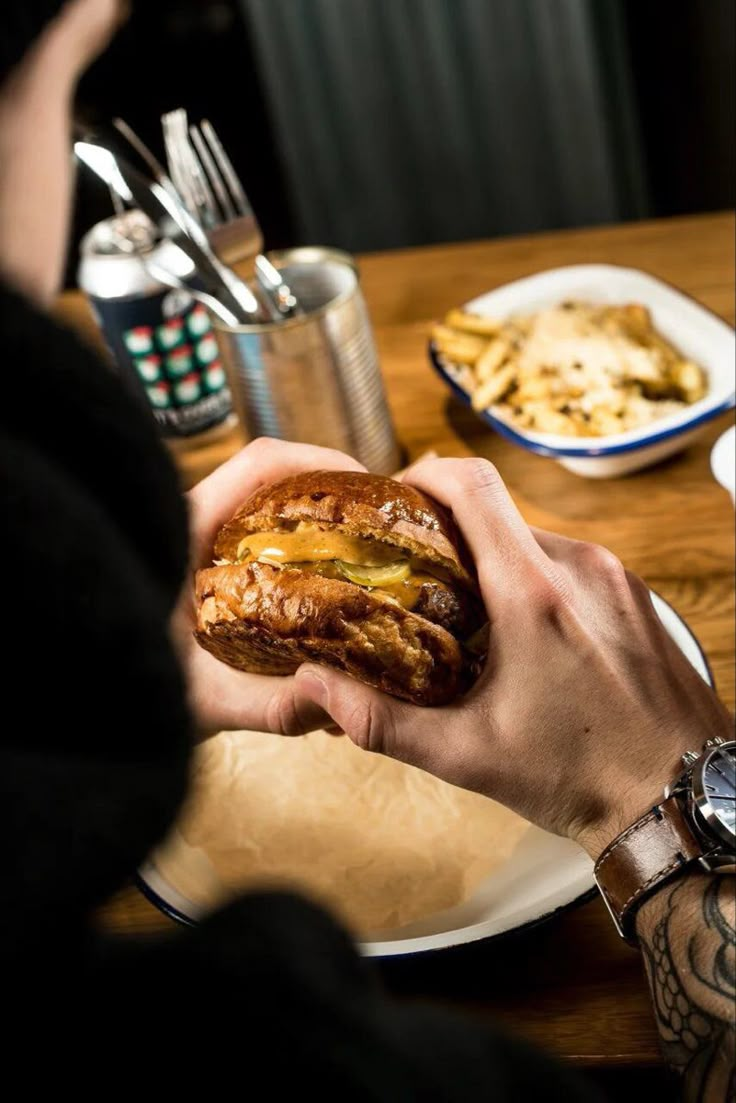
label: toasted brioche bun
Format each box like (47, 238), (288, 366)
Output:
(195, 470), (480, 706)
(214, 469), (475, 590)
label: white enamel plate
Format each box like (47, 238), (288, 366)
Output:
(429, 265), (735, 478)
(138, 591), (712, 956)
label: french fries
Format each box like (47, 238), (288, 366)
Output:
(475, 338), (511, 382)
(431, 303), (707, 438)
(444, 308), (502, 337)
(670, 360), (707, 403)
(431, 325), (487, 365)
(471, 364), (516, 410)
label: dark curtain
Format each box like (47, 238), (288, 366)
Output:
(239, 0), (650, 251)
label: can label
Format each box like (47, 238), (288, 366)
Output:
(89, 286), (233, 438)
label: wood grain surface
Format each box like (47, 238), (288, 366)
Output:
(58, 212), (735, 1067)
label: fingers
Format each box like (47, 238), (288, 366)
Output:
(405, 458), (565, 614)
(61, 0), (129, 73)
(393, 450), (438, 480)
(533, 529), (637, 603)
(530, 529), (657, 645)
(295, 665), (442, 773)
(186, 644), (335, 737)
(263, 678), (340, 737)
(188, 437), (366, 568)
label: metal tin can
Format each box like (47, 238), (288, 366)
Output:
(213, 248), (401, 474)
(78, 210), (236, 442)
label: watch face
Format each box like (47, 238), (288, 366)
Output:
(695, 742), (736, 846)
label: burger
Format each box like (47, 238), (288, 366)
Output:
(194, 470), (486, 706)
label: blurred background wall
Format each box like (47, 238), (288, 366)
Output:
(69, 0), (734, 282)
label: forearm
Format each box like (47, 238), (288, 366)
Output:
(0, 48), (75, 305)
(636, 873), (735, 1102)
(0, 0), (125, 306)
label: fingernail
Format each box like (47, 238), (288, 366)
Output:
(297, 668), (327, 708)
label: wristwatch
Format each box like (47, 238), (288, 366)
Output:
(594, 737), (735, 942)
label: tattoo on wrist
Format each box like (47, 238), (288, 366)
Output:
(638, 877), (735, 1102)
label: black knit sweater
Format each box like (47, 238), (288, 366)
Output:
(0, 285), (600, 1097)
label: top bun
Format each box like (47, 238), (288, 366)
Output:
(214, 470), (475, 588)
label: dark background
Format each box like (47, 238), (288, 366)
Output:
(68, 0), (734, 285)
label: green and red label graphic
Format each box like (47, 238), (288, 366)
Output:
(91, 291), (233, 438)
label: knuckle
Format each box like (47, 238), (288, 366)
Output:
(404, 456), (440, 483)
(347, 697), (388, 755)
(528, 572), (568, 617)
(321, 445), (363, 468)
(577, 542), (626, 583)
(266, 689), (304, 736)
(462, 457), (503, 497)
(247, 435), (279, 456)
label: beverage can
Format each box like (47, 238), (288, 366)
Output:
(78, 210), (235, 441)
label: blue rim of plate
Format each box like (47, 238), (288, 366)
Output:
(429, 341), (736, 458)
(135, 870), (196, 927)
(135, 593), (715, 948)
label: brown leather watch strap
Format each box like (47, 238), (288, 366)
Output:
(594, 795), (704, 941)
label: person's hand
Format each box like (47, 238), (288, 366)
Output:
(174, 437), (365, 740)
(0, 0), (128, 304)
(295, 457), (733, 858)
(48, 0), (128, 80)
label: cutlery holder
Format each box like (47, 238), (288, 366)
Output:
(214, 249), (400, 473)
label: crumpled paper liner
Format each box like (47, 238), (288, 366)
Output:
(150, 729), (529, 936)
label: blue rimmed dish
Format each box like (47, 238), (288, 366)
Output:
(137, 592), (712, 957)
(429, 264), (735, 478)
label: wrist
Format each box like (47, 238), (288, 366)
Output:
(573, 743), (695, 861)
(571, 720), (733, 860)
(576, 789), (662, 862)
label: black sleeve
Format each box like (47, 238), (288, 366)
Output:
(73, 893), (598, 1102)
(0, 281), (192, 947)
(0, 284), (599, 1101)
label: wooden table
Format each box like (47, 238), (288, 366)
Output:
(59, 211), (735, 1071)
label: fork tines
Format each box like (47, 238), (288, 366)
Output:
(199, 120), (253, 218)
(162, 109), (252, 230)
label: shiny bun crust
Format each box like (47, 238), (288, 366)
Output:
(213, 470), (475, 589)
(195, 561), (466, 706)
(195, 470), (478, 707)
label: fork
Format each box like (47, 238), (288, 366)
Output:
(162, 109), (263, 266)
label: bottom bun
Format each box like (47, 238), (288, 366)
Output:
(195, 561), (467, 706)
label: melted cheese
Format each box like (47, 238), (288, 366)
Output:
(380, 571), (443, 610)
(232, 524), (454, 612)
(237, 524), (401, 567)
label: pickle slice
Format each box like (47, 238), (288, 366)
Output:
(337, 559), (410, 587)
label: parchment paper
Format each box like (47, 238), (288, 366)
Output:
(151, 730), (529, 936)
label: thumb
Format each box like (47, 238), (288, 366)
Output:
(295, 664), (428, 765)
(265, 676), (341, 736)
